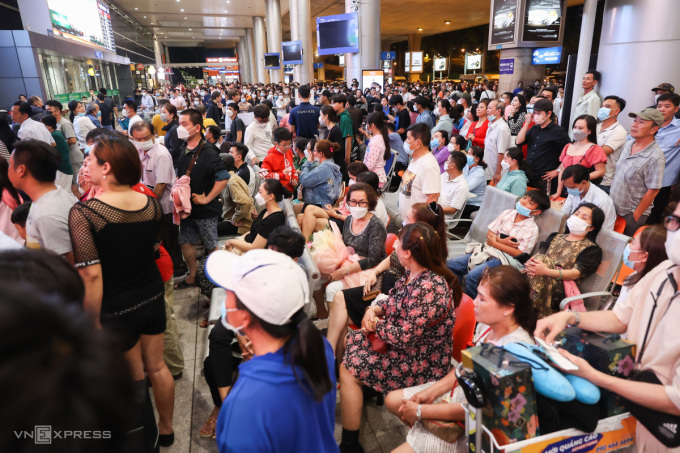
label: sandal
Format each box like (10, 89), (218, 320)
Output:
(174, 279), (197, 290)
(199, 417), (218, 438)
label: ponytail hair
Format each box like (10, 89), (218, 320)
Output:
(469, 146), (487, 169)
(411, 202), (448, 259)
(315, 139), (338, 159)
(505, 146), (528, 174)
(398, 222), (462, 307)
(235, 301), (333, 401)
(262, 178), (292, 201)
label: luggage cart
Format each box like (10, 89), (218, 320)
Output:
(463, 405), (636, 453)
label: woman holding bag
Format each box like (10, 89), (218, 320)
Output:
(338, 222), (461, 453)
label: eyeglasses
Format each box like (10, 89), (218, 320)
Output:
(347, 199), (368, 207)
(664, 214), (680, 232)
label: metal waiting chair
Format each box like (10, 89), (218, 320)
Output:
(382, 150), (399, 192)
(559, 228), (631, 311)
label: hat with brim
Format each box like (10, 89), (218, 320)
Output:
(204, 249), (308, 326)
(651, 83), (675, 93)
(628, 108), (664, 128)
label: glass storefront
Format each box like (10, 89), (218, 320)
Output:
(37, 50), (123, 105)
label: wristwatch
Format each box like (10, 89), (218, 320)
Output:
(416, 404), (422, 421)
(570, 311), (581, 328)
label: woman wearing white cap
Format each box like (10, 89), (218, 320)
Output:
(205, 249), (337, 453)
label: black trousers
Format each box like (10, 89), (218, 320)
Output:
(162, 213), (185, 273)
(647, 186), (672, 225)
(203, 320), (238, 407)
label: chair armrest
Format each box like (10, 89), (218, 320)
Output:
(559, 291), (612, 311)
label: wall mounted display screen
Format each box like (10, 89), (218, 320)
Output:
(490, 0), (518, 45)
(522, 0), (563, 42)
(434, 58), (447, 71)
(531, 46), (562, 64)
(281, 40), (303, 64)
(467, 54), (482, 70)
(264, 53), (281, 69)
(410, 51), (423, 73)
(47, 0), (115, 51)
(362, 70), (384, 91)
(404, 52), (411, 72)
(316, 12), (359, 55)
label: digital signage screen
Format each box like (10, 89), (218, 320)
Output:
(410, 51), (423, 73)
(490, 0), (518, 45)
(466, 54), (482, 70)
(531, 46), (562, 64)
(362, 70), (384, 91)
(281, 40), (303, 64)
(316, 13), (359, 56)
(264, 53), (281, 69)
(47, 0), (115, 52)
(522, 0), (563, 42)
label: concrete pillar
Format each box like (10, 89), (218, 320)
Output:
(498, 48), (545, 95)
(253, 16), (267, 83)
(359, 0), (380, 77)
(597, 0), (680, 130)
(237, 40), (248, 83)
(344, 0), (360, 86)
(265, 0), (283, 84)
(289, 0), (314, 85)
(245, 28), (256, 84)
(568, 0), (598, 135)
(152, 36), (164, 84)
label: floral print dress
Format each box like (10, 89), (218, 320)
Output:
(343, 269), (455, 393)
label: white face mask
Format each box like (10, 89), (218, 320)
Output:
(255, 120), (267, 128)
(666, 229), (680, 265)
(567, 215), (591, 236)
(133, 140), (154, 151)
(176, 125), (192, 140)
(655, 94), (661, 104)
(447, 143), (456, 152)
(444, 161), (449, 171)
(226, 110), (234, 118)
(500, 159), (511, 170)
(221, 304), (245, 336)
(255, 192), (268, 205)
(349, 206), (368, 219)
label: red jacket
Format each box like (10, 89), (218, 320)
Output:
(259, 146), (298, 193)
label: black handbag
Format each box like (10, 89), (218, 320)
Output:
(622, 274), (680, 448)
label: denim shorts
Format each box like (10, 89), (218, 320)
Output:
(178, 217), (219, 251)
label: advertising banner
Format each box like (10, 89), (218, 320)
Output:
(490, 0), (518, 45)
(522, 0), (563, 42)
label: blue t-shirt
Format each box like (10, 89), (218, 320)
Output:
(289, 102), (321, 139)
(216, 337), (338, 453)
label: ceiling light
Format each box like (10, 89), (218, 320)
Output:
(134, 7), (138, 10)
(184, 17), (187, 19)
(417, 27), (423, 31)
(180, 8), (184, 11)
(144, 16), (147, 18)
(444, 21), (451, 25)
(189, 28), (191, 30)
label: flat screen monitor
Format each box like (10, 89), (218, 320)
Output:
(264, 53), (281, 69)
(362, 70), (384, 91)
(316, 12), (359, 56)
(522, 0), (563, 42)
(281, 40), (303, 64)
(47, 0), (115, 51)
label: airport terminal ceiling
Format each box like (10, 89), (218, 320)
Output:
(112, 0), (587, 48)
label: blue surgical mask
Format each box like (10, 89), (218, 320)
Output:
(466, 155), (475, 167)
(622, 244), (643, 269)
(403, 141), (414, 156)
(488, 114), (496, 122)
(597, 107), (611, 122)
(84, 146), (91, 155)
(515, 201), (533, 217)
(430, 139), (440, 150)
(77, 112), (86, 117)
(566, 184), (583, 196)
(221, 302), (245, 335)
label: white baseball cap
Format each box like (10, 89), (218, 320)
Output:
(204, 249), (308, 326)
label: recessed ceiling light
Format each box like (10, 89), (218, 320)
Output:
(417, 27), (423, 31)
(134, 7), (138, 10)
(184, 17), (187, 19)
(180, 8), (184, 11)
(444, 21), (451, 24)
(150, 22), (153, 24)
(144, 16), (147, 18)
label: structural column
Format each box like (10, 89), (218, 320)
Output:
(237, 39), (248, 83)
(498, 48), (545, 95)
(406, 34), (422, 82)
(152, 35), (165, 84)
(245, 28), (256, 84)
(597, 0), (680, 130)
(289, 0), (313, 85)
(359, 0), (380, 78)
(252, 16), (267, 84)
(265, 0), (283, 83)
(344, 0), (360, 86)
(568, 0), (597, 132)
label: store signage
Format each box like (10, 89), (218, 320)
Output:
(94, 50), (103, 59)
(490, 0), (518, 45)
(499, 58), (515, 74)
(206, 57), (237, 64)
(381, 51), (396, 61)
(136, 63), (144, 70)
(531, 46), (562, 64)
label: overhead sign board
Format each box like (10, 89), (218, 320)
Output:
(522, 0), (563, 43)
(499, 58), (515, 74)
(313, 62), (323, 69)
(205, 57), (239, 73)
(490, 0), (518, 46)
(381, 51), (396, 61)
(488, 0), (566, 49)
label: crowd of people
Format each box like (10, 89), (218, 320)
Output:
(1, 72), (679, 453)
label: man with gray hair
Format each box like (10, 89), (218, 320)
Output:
(85, 103), (102, 128)
(484, 99), (512, 184)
